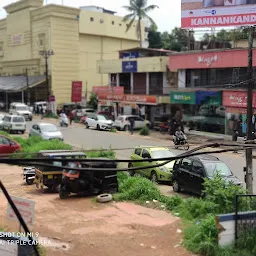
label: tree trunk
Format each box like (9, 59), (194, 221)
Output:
(139, 18), (142, 47)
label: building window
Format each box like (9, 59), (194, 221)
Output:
(119, 23), (122, 26)
(100, 19), (104, 23)
(112, 21), (115, 25)
(38, 33), (45, 48)
(90, 17), (94, 22)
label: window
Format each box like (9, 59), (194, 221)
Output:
(12, 117), (25, 123)
(90, 17), (94, 22)
(134, 148), (142, 156)
(32, 125), (38, 130)
(142, 150), (151, 159)
(41, 124), (58, 132)
(100, 19), (104, 23)
(112, 21), (115, 25)
(4, 116), (11, 122)
(204, 162), (232, 177)
(180, 158), (192, 171)
(0, 137), (10, 145)
(134, 116), (144, 121)
(97, 115), (107, 121)
(192, 161), (204, 175)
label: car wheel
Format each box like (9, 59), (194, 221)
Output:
(97, 124), (100, 130)
(172, 180), (181, 192)
(151, 171), (158, 183)
(128, 163), (135, 176)
(21, 130), (25, 134)
(124, 125), (130, 132)
(96, 194), (112, 203)
(59, 187), (69, 199)
(85, 122), (89, 129)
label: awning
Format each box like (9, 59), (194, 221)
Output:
(0, 75), (46, 92)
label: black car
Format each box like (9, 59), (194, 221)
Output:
(171, 155), (242, 195)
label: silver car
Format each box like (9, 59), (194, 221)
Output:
(29, 123), (64, 141)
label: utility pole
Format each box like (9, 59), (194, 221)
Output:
(246, 26), (255, 194)
(25, 68), (30, 104)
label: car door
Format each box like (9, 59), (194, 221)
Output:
(0, 136), (13, 155)
(130, 148), (144, 175)
(31, 125), (39, 136)
(178, 158), (193, 192)
(190, 160), (205, 194)
(88, 116), (96, 128)
(134, 116), (144, 129)
(141, 149), (152, 178)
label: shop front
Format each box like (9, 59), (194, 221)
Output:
(223, 90), (256, 136)
(170, 90), (225, 133)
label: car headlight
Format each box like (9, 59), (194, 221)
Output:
(159, 166), (169, 173)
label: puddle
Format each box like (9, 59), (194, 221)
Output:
(38, 237), (70, 251)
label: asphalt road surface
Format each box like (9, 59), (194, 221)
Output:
(23, 118), (256, 191)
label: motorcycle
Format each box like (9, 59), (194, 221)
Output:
(60, 115), (69, 127)
(23, 166), (35, 185)
(173, 134), (189, 150)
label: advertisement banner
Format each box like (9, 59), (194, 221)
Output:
(123, 94), (157, 105)
(196, 91), (222, 105)
(169, 49), (256, 70)
(181, 0), (256, 28)
(223, 90), (256, 108)
(92, 86), (124, 95)
(170, 91), (196, 104)
(71, 81), (82, 102)
(122, 61), (137, 73)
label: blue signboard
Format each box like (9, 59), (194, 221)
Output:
(122, 52), (139, 59)
(196, 91), (222, 105)
(122, 61), (137, 73)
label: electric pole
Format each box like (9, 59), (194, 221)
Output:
(246, 26), (255, 194)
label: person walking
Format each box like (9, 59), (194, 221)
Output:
(68, 111), (73, 125)
(129, 117), (135, 135)
(41, 106), (45, 120)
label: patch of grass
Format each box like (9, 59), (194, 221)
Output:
(0, 131), (11, 137)
(139, 126), (150, 136)
(86, 149), (116, 159)
(44, 112), (59, 119)
(109, 127), (117, 133)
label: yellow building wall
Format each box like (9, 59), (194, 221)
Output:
(79, 35), (139, 97)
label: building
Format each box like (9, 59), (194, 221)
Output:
(168, 48), (256, 135)
(0, 0), (145, 106)
(96, 47), (178, 123)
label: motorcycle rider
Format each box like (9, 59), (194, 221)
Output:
(174, 126), (185, 145)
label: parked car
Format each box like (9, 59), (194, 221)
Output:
(80, 112), (97, 124)
(29, 123), (64, 141)
(114, 115), (151, 131)
(85, 114), (113, 130)
(97, 111), (114, 120)
(0, 114), (4, 129)
(2, 115), (26, 134)
(0, 135), (21, 157)
(129, 146), (176, 183)
(9, 102), (33, 121)
(76, 108), (96, 118)
(171, 155), (242, 195)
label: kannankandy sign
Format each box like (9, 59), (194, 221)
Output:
(181, 0), (256, 28)
(7, 196), (35, 225)
(71, 81), (82, 102)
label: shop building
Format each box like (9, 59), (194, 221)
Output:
(168, 48), (256, 134)
(0, 0), (144, 105)
(96, 47), (178, 122)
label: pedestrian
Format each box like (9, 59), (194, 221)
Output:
(41, 106), (45, 120)
(68, 111), (73, 125)
(232, 118), (240, 153)
(129, 117), (135, 135)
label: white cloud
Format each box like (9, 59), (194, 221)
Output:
(0, 0), (181, 32)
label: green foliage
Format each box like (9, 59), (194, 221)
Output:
(203, 174), (246, 214)
(11, 136), (72, 158)
(87, 93), (98, 110)
(0, 131), (11, 137)
(44, 112), (58, 119)
(183, 215), (219, 256)
(110, 127), (117, 133)
(159, 195), (183, 211)
(139, 126), (150, 136)
(86, 149), (116, 159)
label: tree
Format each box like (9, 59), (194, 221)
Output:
(148, 25), (162, 48)
(122, 0), (159, 47)
(87, 93), (98, 110)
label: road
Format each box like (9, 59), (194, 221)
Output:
(23, 118), (256, 191)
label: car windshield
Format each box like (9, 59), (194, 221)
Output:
(97, 115), (108, 120)
(41, 125), (58, 132)
(16, 106), (29, 111)
(13, 117), (25, 122)
(151, 150), (175, 159)
(204, 162), (232, 177)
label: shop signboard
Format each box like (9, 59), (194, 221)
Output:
(170, 91), (196, 104)
(122, 61), (137, 73)
(223, 90), (256, 108)
(196, 91), (222, 105)
(71, 81), (82, 102)
(123, 94), (157, 105)
(92, 86), (124, 96)
(122, 52), (139, 59)
(181, 0), (256, 29)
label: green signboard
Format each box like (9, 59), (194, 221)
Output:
(170, 92), (196, 104)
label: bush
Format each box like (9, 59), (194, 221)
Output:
(110, 128), (117, 133)
(86, 149), (116, 159)
(44, 112), (58, 119)
(159, 195), (183, 211)
(139, 126), (150, 136)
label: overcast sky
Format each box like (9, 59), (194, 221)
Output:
(0, 0), (181, 32)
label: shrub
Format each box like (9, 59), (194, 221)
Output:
(139, 126), (150, 136)
(160, 195), (183, 211)
(110, 128), (117, 133)
(86, 149), (116, 159)
(44, 112), (58, 119)
(0, 131), (11, 137)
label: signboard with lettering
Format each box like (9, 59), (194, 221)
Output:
(196, 91), (222, 105)
(92, 86), (124, 95)
(71, 81), (83, 102)
(170, 92), (196, 104)
(223, 90), (256, 108)
(122, 52), (139, 59)
(122, 61), (137, 73)
(7, 196), (35, 225)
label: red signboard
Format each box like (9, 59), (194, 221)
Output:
(72, 81), (82, 102)
(97, 94), (124, 101)
(169, 49), (256, 70)
(92, 86), (124, 96)
(223, 90), (256, 108)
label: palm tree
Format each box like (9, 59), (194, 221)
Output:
(122, 0), (159, 47)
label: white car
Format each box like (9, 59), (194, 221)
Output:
(29, 123), (64, 141)
(2, 115), (26, 134)
(0, 114), (4, 129)
(216, 106), (226, 117)
(114, 115), (151, 131)
(85, 114), (113, 130)
(9, 102), (33, 121)
(76, 108), (96, 118)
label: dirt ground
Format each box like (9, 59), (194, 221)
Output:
(0, 164), (195, 256)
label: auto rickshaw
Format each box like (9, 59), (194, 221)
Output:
(59, 157), (118, 199)
(34, 150), (87, 192)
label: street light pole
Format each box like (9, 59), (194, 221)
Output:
(39, 50), (54, 101)
(246, 26), (255, 194)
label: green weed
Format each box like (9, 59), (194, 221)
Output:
(139, 126), (150, 136)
